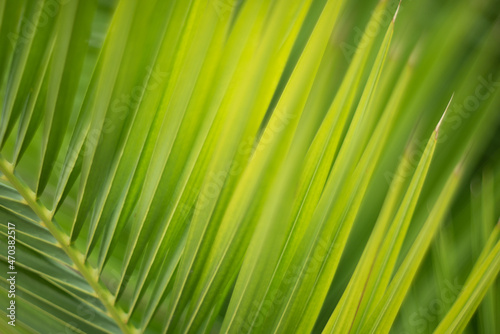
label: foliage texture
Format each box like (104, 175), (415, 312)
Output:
(0, 0), (499, 333)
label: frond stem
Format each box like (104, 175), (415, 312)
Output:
(0, 156), (135, 334)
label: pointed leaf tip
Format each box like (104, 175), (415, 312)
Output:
(435, 93), (454, 139)
(392, 0), (402, 23)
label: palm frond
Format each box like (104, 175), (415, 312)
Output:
(0, 0), (499, 333)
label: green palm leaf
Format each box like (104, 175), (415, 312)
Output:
(0, 0), (499, 333)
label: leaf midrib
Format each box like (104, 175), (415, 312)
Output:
(0, 156), (134, 334)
